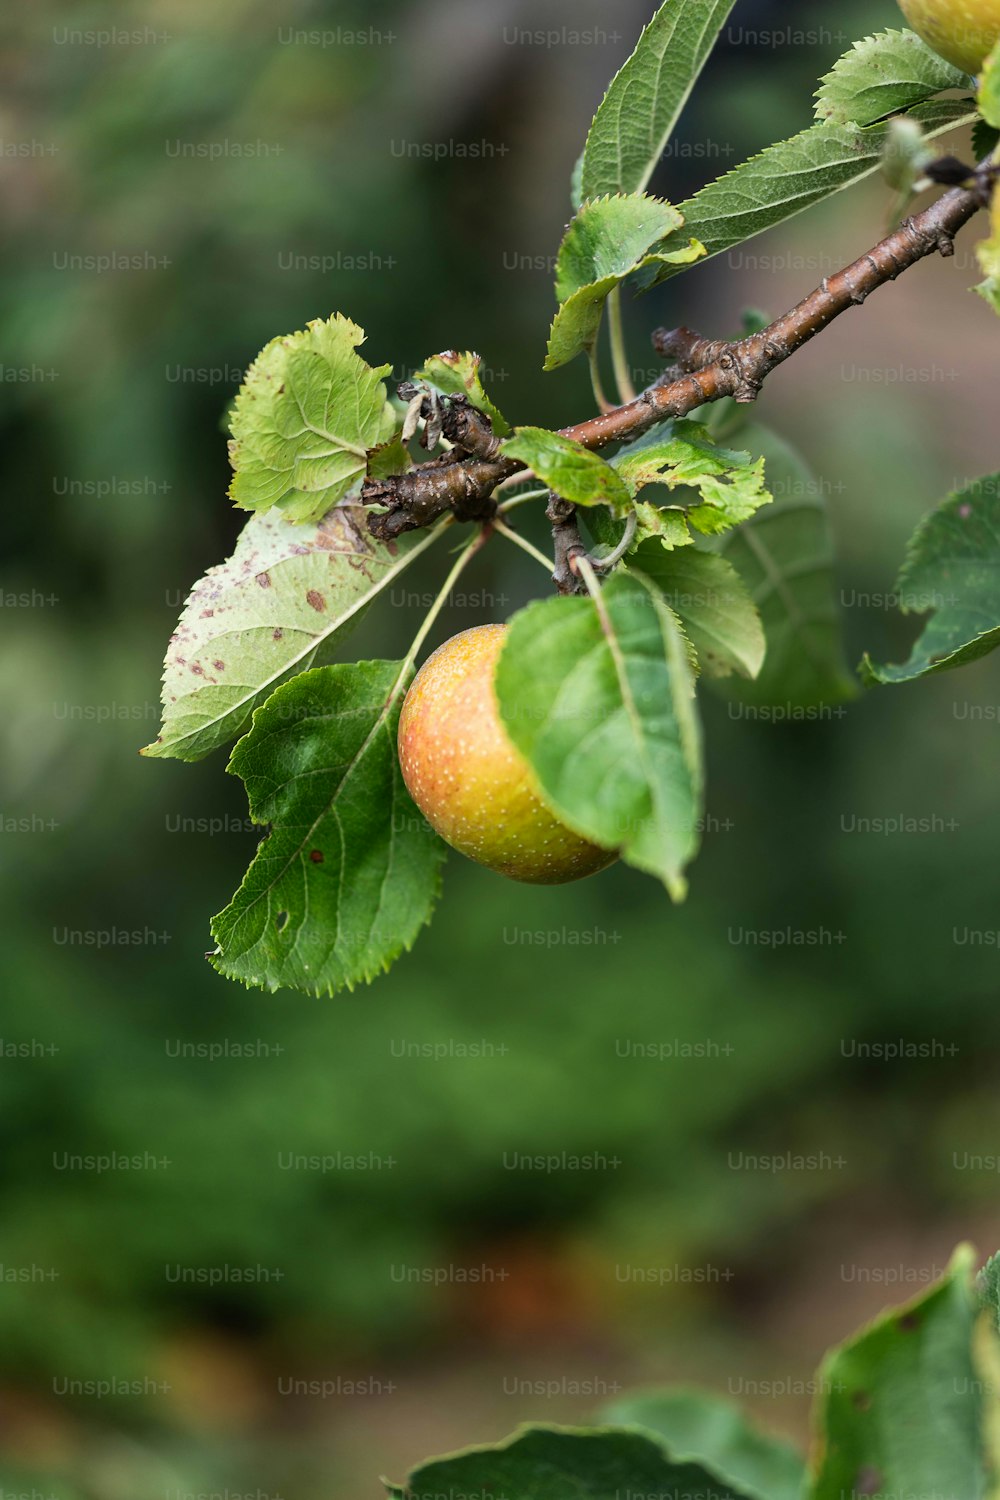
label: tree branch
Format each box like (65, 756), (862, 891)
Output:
(362, 175), (988, 540)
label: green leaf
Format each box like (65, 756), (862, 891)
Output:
(143, 507), (442, 762)
(860, 474), (1000, 685)
(810, 1245), (985, 1500)
(585, 502), (693, 556)
(211, 661), (445, 996)
(387, 1423), (759, 1500)
(412, 350), (510, 436)
(495, 570), (703, 900)
(501, 426), (632, 509)
(632, 501), (696, 551)
(978, 1251), (1000, 1331)
(612, 419), (772, 536)
(545, 193), (703, 369)
(979, 38), (1000, 130)
(973, 118), (1000, 160)
(881, 116), (933, 196)
(814, 29), (972, 126)
(714, 424), (855, 708)
(975, 182), (1000, 316)
(555, 194), (685, 300)
(580, 0), (739, 200)
(631, 543), (766, 680)
(228, 314), (397, 523)
(602, 1388), (806, 1500)
(546, 238), (702, 369)
(642, 98), (978, 287)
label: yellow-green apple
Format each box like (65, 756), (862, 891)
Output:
(898, 0), (1000, 73)
(397, 623), (616, 884)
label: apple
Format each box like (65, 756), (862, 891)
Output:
(898, 0), (1000, 74)
(398, 623), (617, 884)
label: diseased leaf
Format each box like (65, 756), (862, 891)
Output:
(632, 501), (695, 551)
(502, 426), (632, 509)
(612, 419), (772, 535)
(545, 193), (703, 369)
(861, 474), (1000, 685)
(495, 570), (703, 900)
(387, 1423), (758, 1500)
(413, 350), (510, 435)
(581, 0), (739, 199)
(211, 662), (445, 996)
(714, 424), (855, 708)
(228, 314), (397, 523)
(630, 543), (766, 680)
(642, 98), (978, 287)
(814, 29), (972, 126)
(810, 1246), (985, 1500)
(602, 1388), (805, 1500)
(143, 507), (442, 762)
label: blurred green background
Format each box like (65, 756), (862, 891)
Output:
(3, 0), (1000, 1494)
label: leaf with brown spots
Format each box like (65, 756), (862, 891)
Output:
(144, 506), (446, 761)
(809, 1244), (986, 1499)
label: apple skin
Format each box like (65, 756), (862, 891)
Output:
(898, 0), (1000, 73)
(398, 623), (617, 885)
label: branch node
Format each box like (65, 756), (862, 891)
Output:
(652, 325), (725, 373)
(546, 494), (587, 596)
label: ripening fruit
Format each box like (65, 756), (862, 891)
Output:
(398, 623), (617, 884)
(897, 0), (1000, 73)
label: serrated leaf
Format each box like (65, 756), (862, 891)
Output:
(612, 419), (772, 535)
(555, 194), (685, 300)
(495, 570), (703, 900)
(413, 350), (510, 436)
(387, 1422), (758, 1500)
(545, 194), (703, 369)
(501, 426), (632, 508)
(143, 508), (443, 762)
(210, 661), (445, 996)
(581, 0), (739, 200)
(714, 424), (855, 708)
(810, 1245), (985, 1500)
(642, 98), (978, 287)
(602, 1388), (805, 1500)
(973, 118), (1000, 159)
(980, 38), (1000, 129)
(815, 28), (972, 126)
(228, 314), (397, 523)
(861, 474), (1000, 685)
(630, 544), (766, 680)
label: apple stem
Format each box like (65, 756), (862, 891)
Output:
(401, 528), (486, 674)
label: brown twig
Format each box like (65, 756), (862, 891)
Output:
(547, 494), (587, 595)
(361, 175), (988, 539)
